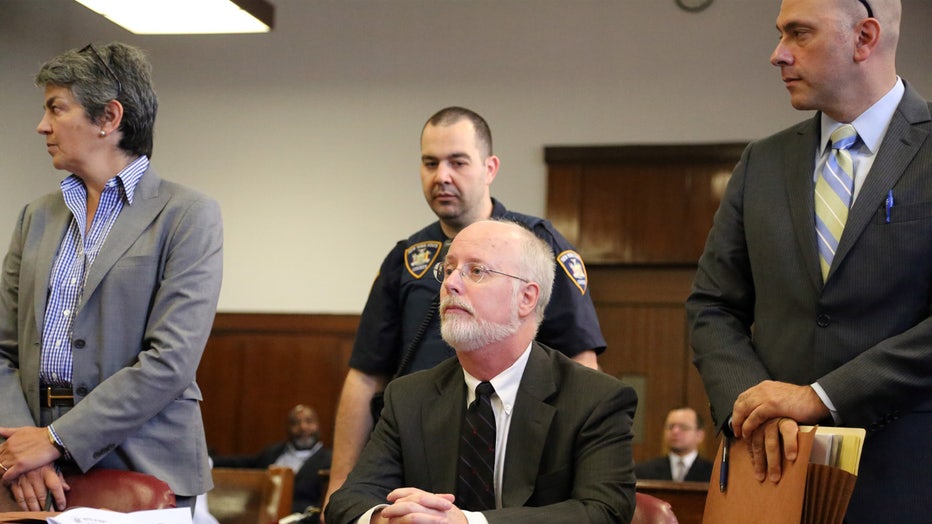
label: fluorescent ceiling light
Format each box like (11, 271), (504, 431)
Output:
(74, 0), (274, 34)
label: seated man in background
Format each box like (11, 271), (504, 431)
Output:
(635, 406), (713, 483)
(214, 404), (332, 515)
(325, 219), (637, 524)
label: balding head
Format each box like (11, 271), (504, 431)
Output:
(838, 0), (900, 54)
(772, 0), (901, 121)
(287, 404), (320, 450)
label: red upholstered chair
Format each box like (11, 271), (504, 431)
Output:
(632, 492), (680, 524)
(63, 468), (176, 511)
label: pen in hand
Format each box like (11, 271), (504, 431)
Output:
(720, 435), (730, 492)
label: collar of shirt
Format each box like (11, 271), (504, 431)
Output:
(60, 155), (149, 206)
(816, 77), (904, 203)
(274, 441), (322, 473)
(819, 77), (905, 156)
(285, 440), (322, 457)
(669, 450), (699, 471)
(462, 342), (533, 415)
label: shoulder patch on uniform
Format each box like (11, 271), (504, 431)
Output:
(557, 250), (588, 295)
(404, 240), (443, 279)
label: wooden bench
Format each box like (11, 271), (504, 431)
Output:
(209, 466), (294, 524)
(637, 480), (708, 524)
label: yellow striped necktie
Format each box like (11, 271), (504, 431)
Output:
(815, 124), (858, 281)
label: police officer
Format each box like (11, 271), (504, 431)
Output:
(323, 107), (606, 513)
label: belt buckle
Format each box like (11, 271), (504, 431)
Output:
(46, 387), (73, 408)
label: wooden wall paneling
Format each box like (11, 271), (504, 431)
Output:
(588, 265), (719, 459)
(545, 144), (745, 264)
(588, 267), (699, 463)
(545, 144), (746, 464)
(199, 313), (358, 456)
(545, 164), (583, 245)
(577, 165), (696, 263)
(198, 336), (247, 455)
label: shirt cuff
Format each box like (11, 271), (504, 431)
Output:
(463, 510), (491, 524)
(47, 425), (73, 461)
(810, 382), (842, 424)
(357, 504), (388, 524)
(356, 506), (490, 524)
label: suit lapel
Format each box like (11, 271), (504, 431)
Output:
(785, 118), (824, 290)
(81, 168), (169, 301)
(501, 343), (557, 507)
(423, 363), (466, 494)
(833, 84), (931, 271)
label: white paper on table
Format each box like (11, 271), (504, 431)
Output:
(47, 507), (192, 524)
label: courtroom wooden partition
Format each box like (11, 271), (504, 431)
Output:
(545, 143), (746, 462)
(637, 480), (708, 524)
(198, 313), (358, 456)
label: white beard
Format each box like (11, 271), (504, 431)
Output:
(440, 294), (520, 351)
(290, 434), (319, 450)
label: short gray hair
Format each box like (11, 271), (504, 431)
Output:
(35, 42), (158, 158)
(494, 219), (555, 325)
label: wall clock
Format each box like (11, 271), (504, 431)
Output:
(676, 0), (714, 13)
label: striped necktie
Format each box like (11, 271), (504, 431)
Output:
(456, 381), (496, 511)
(815, 124), (858, 281)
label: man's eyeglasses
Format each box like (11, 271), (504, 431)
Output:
(433, 262), (529, 285)
(80, 44), (123, 99)
(856, 0), (874, 19)
(664, 423), (698, 432)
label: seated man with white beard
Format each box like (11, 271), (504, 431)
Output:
(325, 219), (638, 524)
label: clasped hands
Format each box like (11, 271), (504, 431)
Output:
(371, 487), (469, 524)
(0, 426), (68, 511)
(730, 381), (830, 484)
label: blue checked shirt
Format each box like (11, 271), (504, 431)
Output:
(40, 156), (148, 387)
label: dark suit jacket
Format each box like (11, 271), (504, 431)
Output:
(0, 167), (223, 497)
(634, 455), (714, 482)
(325, 343), (638, 524)
(214, 442), (332, 513)
(687, 82), (932, 523)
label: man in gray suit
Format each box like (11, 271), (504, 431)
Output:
(686, 0), (931, 521)
(0, 42), (222, 511)
(326, 219), (637, 524)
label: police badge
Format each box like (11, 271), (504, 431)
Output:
(557, 250), (589, 295)
(404, 240), (444, 279)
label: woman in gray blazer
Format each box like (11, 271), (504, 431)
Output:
(0, 42), (222, 511)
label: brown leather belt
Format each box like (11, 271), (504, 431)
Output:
(45, 387), (75, 408)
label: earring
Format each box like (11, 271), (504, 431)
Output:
(100, 130), (106, 137)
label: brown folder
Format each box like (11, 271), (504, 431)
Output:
(702, 428), (815, 524)
(701, 426), (859, 524)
